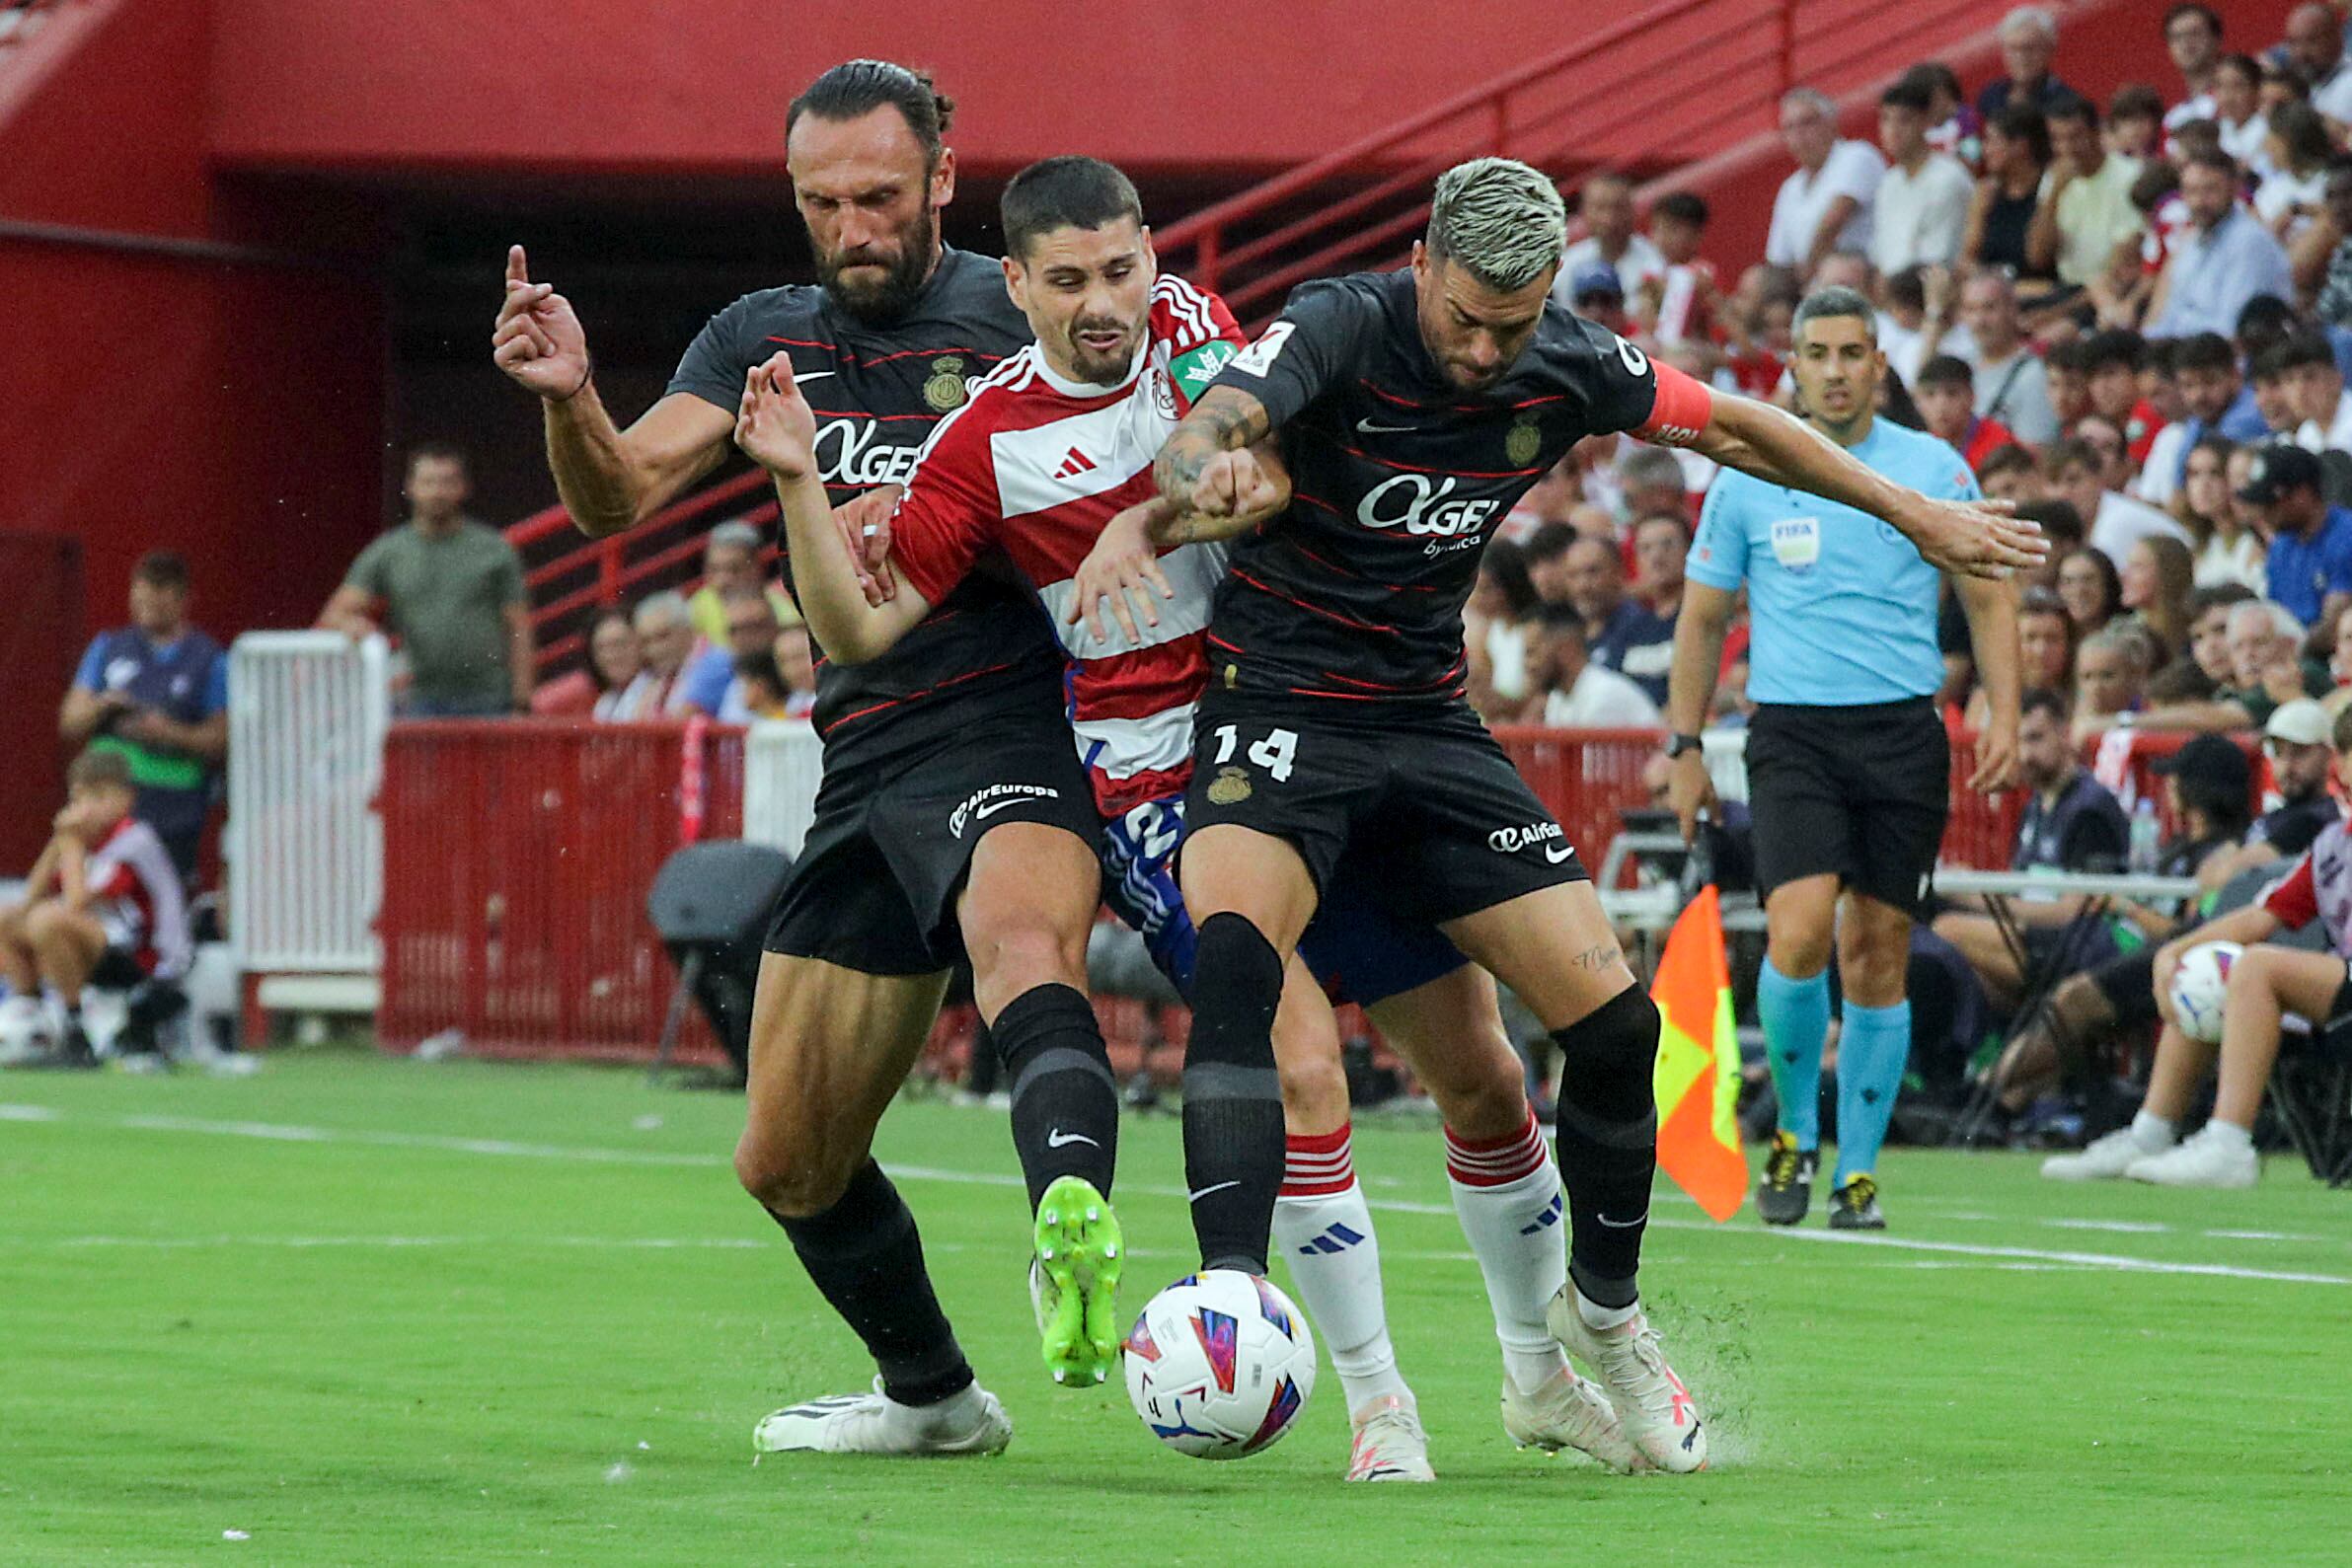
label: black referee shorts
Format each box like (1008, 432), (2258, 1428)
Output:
(1745, 698), (1948, 917)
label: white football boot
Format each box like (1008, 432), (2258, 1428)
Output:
(1547, 1291), (1707, 1473)
(753, 1377), (1011, 1457)
(1344, 1393), (1436, 1482)
(2125, 1123), (2258, 1189)
(2042, 1125), (2170, 1181)
(1499, 1367), (1648, 1473)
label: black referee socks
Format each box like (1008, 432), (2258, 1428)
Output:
(994, 982), (1119, 1211)
(1550, 983), (1662, 1310)
(771, 1159), (973, 1407)
(1181, 913), (1289, 1275)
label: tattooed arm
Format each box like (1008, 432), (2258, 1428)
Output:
(1147, 387), (1279, 547)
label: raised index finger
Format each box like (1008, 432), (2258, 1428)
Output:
(507, 245), (529, 287)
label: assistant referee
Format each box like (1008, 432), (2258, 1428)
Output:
(1664, 285), (2020, 1231)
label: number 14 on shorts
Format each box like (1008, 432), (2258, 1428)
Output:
(1210, 723), (1298, 782)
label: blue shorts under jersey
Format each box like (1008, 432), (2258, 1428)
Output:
(1688, 418), (1979, 707)
(1098, 793), (1464, 1008)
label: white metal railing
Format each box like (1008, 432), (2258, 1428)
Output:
(227, 632), (389, 972)
(741, 719), (825, 858)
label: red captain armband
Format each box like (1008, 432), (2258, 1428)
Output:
(1634, 360), (1713, 447)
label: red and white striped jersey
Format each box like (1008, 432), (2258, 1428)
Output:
(886, 274), (1247, 814)
(84, 815), (190, 980)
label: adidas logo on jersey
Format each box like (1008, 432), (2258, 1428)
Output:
(1053, 446), (1097, 480)
(1296, 1222), (1366, 1256)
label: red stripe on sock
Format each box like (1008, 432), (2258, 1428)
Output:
(1282, 1125), (1354, 1197)
(1445, 1109), (1548, 1188)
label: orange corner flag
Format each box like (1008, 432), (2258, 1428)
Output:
(1649, 884), (1748, 1222)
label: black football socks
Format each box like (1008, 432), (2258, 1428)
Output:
(769, 1159), (972, 1406)
(1550, 983), (1662, 1311)
(1179, 913), (1288, 1275)
(993, 982), (1119, 1211)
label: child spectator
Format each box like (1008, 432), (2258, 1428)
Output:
(2056, 546), (2123, 637)
(2083, 331), (2162, 464)
(0, 750), (190, 1069)
(1917, 355), (2019, 468)
(2107, 83), (2166, 162)
(1908, 61), (1982, 171)
(1631, 191), (1719, 348)
(1976, 442), (2045, 503)
(2119, 535), (2198, 662)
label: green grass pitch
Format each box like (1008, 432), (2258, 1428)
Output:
(3, 1052), (2346, 1566)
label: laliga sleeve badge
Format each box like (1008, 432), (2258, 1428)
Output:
(1506, 415), (1542, 468)
(1207, 767), (1252, 805)
(924, 355), (968, 411)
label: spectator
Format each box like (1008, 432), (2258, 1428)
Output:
(2046, 706), (2352, 1188)
(2203, 699), (2344, 887)
(2015, 498), (2088, 576)
(1522, 521), (1577, 607)
(0, 749), (189, 1070)
(1615, 445), (1691, 527)
(2107, 84), (2167, 163)
(1908, 61), (1982, 171)
(2245, 443), (2352, 627)
(2175, 437), (2264, 589)
(1976, 441), (2045, 503)
(2073, 623), (2151, 733)
(1631, 513), (1689, 621)
(2162, 6), (2226, 135)
(586, 609), (646, 721)
(2247, 343), (2306, 442)
(1968, 586), (2074, 729)
(774, 625), (818, 718)
(2047, 434), (2189, 561)
(1957, 272), (2060, 444)
(682, 586), (782, 717)
(2042, 339), (2095, 436)
(1466, 538), (1541, 718)
(2285, 1), (2352, 130)
(687, 520), (797, 645)
(2056, 545), (2122, 636)
(2256, 103), (2334, 243)
(2147, 149), (2296, 339)
(1520, 604), (1662, 727)
(2076, 413), (2140, 501)
(1631, 191), (1719, 347)
(2136, 334), (2270, 503)
(617, 591), (696, 716)
(2210, 53), (2271, 175)
(2179, 582), (2259, 695)
(2083, 331), (2162, 463)
(2027, 97), (2146, 291)
(2262, 55), (2316, 119)
(1964, 104), (2053, 279)
(1766, 87), (1885, 277)
(1565, 263), (1631, 336)
(320, 444), (532, 717)
(2120, 534), (2198, 662)
(2303, 156), (2352, 328)
(1871, 78), (1975, 276)
(56, 551), (226, 883)
(726, 649), (792, 721)
(1561, 535), (1674, 705)
(1556, 171), (1664, 301)
(2206, 598), (2329, 728)
(1976, 7), (2077, 120)
(2285, 331), (2352, 455)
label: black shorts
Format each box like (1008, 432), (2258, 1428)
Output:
(765, 725), (1100, 976)
(1745, 698), (1948, 917)
(92, 948), (148, 990)
(1181, 694), (1587, 928)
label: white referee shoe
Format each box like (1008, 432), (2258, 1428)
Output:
(1548, 1291), (1707, 1473)
(753, 1378), (1011, 1457)
(2125, 1123), (2259, 1189)
(1500, 1367), (1647, 1473)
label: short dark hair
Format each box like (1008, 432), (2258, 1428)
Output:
(1533, 600), (1586, 638)
(2014, 498), (2086, 551)
(131, 551), (190, 593)
(2083, 330), (2145, 375)
(2162, 2), (2221, 38)
(2019, 687), (2070, 725)
(1977, 443), (2040, 485)
(2047, 94), (2099, 130)
(1791, 285), (1875, 340)
(2044, 435), (2101, 477)
(2273, 102), (2335, 172)
(2213, 53), (2261, 91)
(1652, 190), (1709, 228)
(2186, 581), (2256, 619)
(1991, 104), (2052, 164)
(68, 747), (133, 794)
(2171, 332), (2237, 375)
(1916, 353), (1975, 391)
(2250, 340), (2302, 384)
(1000, 155), (1144, 260)
(1523, 521), (1579, 565)
(786, 59), (954, 169)
(2107, 82), (2165, 124)
(733, 648), (787, 689)
(1879, 78), (1934, 114)
(2279, 332), (2338, 374)
(2237, 293), (2299, 356)
(1899, 62), (1963, 105)
(2045, 339), (2095, 376)
(1885, 264), (1928, 315)
(407, 441), (468, 475)
(2178, 146), (2238, 181)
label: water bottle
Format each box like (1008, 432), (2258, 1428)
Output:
(2128, 798), (2161, 875)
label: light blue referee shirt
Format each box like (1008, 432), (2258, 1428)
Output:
(1688, 418), (1978, 707)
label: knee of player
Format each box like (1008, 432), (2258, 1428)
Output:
(732, 1130), (853, 1218)
(1275, 1047), (1348, 1126)
(2220, 945), (2285, 1001)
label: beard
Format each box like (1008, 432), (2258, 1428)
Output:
(814, 205), (940, 327)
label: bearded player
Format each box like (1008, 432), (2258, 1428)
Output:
(735, 155), (1647, 1481)
(1082, 158), (2043, 1472)
(493, 61), (1127, 1458)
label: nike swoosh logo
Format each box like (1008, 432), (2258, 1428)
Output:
(1596, 1212), (1647, 1229)
(1045, 1129), (1100, 1149)
(973, 798), (1027, 820)
(791, 368), (836, 383)
(1356, 418), (1415, 434)
(1545, 843), (1574, 863)
(1187, 1180), (1241, 1203)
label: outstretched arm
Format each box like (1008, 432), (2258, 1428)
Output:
(734, 354), (933, 664)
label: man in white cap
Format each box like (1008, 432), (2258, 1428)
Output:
(2194, 699), (2344, 889)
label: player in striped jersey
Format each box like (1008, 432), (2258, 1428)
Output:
(737, 155), (1644, 1482)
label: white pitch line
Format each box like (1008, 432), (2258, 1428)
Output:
(8, 1104), (2345, 1286)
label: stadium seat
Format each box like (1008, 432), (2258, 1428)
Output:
(644, 840), (794, 1085)
(2272, 1024), (2352, 1189)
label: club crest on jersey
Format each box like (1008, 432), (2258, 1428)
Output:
(1506, 414), (1542, 468)
(1206, 766), (1252, 805)
(924, 355), (969, 411)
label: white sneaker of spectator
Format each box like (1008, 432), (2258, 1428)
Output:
(0, 994), (51, 1066)
(2041, 1113), (2177, 1180)
(2124, 1122), (2259, 1188)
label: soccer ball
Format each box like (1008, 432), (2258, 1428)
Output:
(2166, 940), (2242, 1044)
(1122, 1269), (1316, 1459)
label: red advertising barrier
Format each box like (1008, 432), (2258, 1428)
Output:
(373, 721), (2260, 1060)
